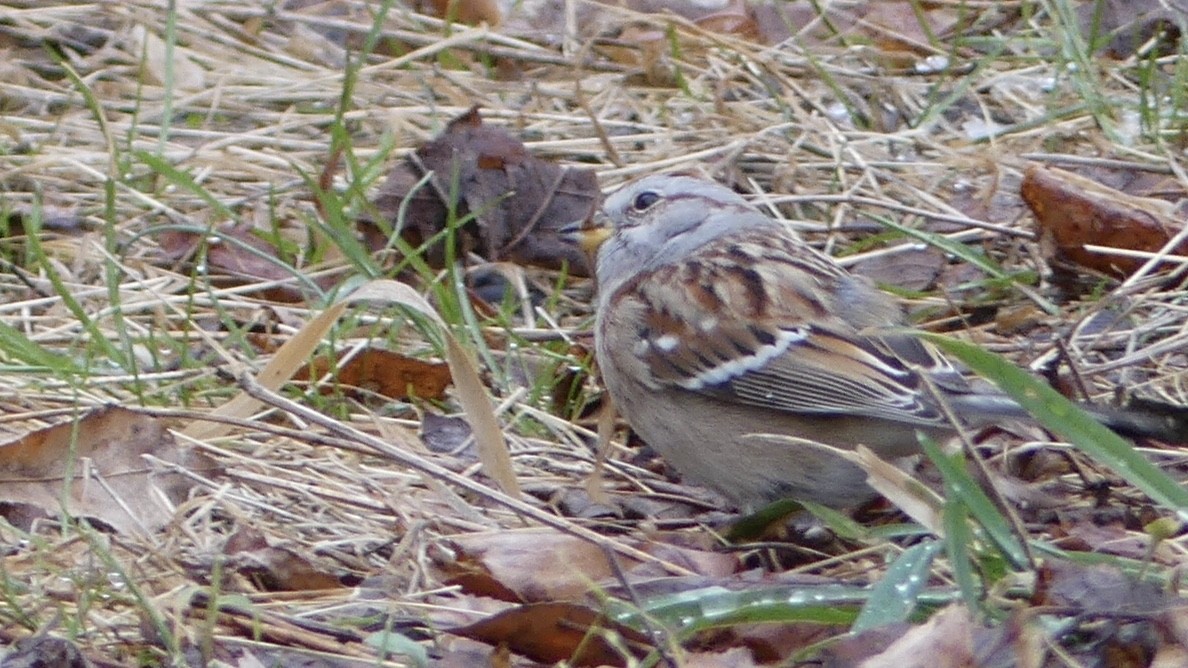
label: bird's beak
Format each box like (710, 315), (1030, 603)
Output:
(559, 212), (613, 256)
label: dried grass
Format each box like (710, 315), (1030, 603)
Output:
(1, 0), (1187, 663)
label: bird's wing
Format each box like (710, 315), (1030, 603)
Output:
(620, 232), (957, 427)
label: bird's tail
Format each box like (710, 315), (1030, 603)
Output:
(949, 394), (1188, 444)
(1080, 398), (1188, 444)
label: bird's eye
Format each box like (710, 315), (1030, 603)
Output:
(631, 191), (660, 212)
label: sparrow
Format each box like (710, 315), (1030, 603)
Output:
(564, 173), (1186, 508)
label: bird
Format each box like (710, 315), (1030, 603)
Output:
(563, 173), (1187, 508)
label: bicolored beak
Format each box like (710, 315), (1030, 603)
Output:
(560, 212), (613, 256)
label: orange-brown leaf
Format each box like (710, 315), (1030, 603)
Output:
(451, 602), (649, 666)
(297, 348), (452, 401)
(1022, 165), (1188, 277)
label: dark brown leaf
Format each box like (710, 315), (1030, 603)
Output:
(1077, 0), (1186, 58)
(156, 221), (315, 303)
(363, 106), (598, 275)
(224, 526), (349, 592)
(849, 246), (946, 292)
(2, 635), (95, 668)
(420, 412), (475, 456)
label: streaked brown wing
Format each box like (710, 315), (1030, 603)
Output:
(624, 232), (953, 427)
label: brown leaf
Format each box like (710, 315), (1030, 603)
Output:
(858, 605), (976, 667)
(295, 348), (452, 401)
(1049, 520), (1162, 561)
(1035, 560), (1174, 614)
(2, 206), (89, 236)
(1076, 0), (1186, 58)
(0, 406), (220, 535)
(1021, 165), (1188, 277)
(450, 602), (649, 666)
(2, 636), (95, 668)
(693, 0), (762, 42)
(422, 0), (502, 25)
(500, 0), (796, 48)
(421, 412), (475, 457)
(848, 246), (946, 292)
(364, 107), (598, 275)
(156, 221), (312, 302)
(224, 526), (349, 592)
(436, 529), (629, 602)
(434, 528), (737, 603)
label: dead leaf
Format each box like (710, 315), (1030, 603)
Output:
(450, 602), (650, 666)
(128, 24), (206, 91)
(363, 106), (599, 275)
(421, 412), (476, 456)
(0, 406), (220, 535)
(296, 348), (452, 401)
(858, 1), (964, 55)
(224, 526), (349, 592)
(422, 0), (502, 25)
(849, 246), (946, 292)
(156, 221), (313, 303)
(1035, 560), (1174, 614)
(1048, 517), (1168, 562)
(1022, 165), (1188, 277)
(436, 529), (630, 602)
(434, 528), (737, 603)
(706, 622), (834, 665)
(2, 206), (89, 236)
(1076, 0), (1186, 58)
(692, 0), (763, 42)
(859, 605), (976, 668)
(2, 635), (95, 668)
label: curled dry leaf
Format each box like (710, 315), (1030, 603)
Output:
(0, 406), (220, 536)
(363, 106), (599, 275)
(1021, 165), (1188, 277)
(435, 529), (632, 602)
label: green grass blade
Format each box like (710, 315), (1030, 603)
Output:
(922, 333), (1188, 515)
(919, 435), (1030, 570)
(851, 540), (941, 632)
(0, 320), (80, 373)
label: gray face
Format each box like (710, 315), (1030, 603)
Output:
(595, 175), (775, 297)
